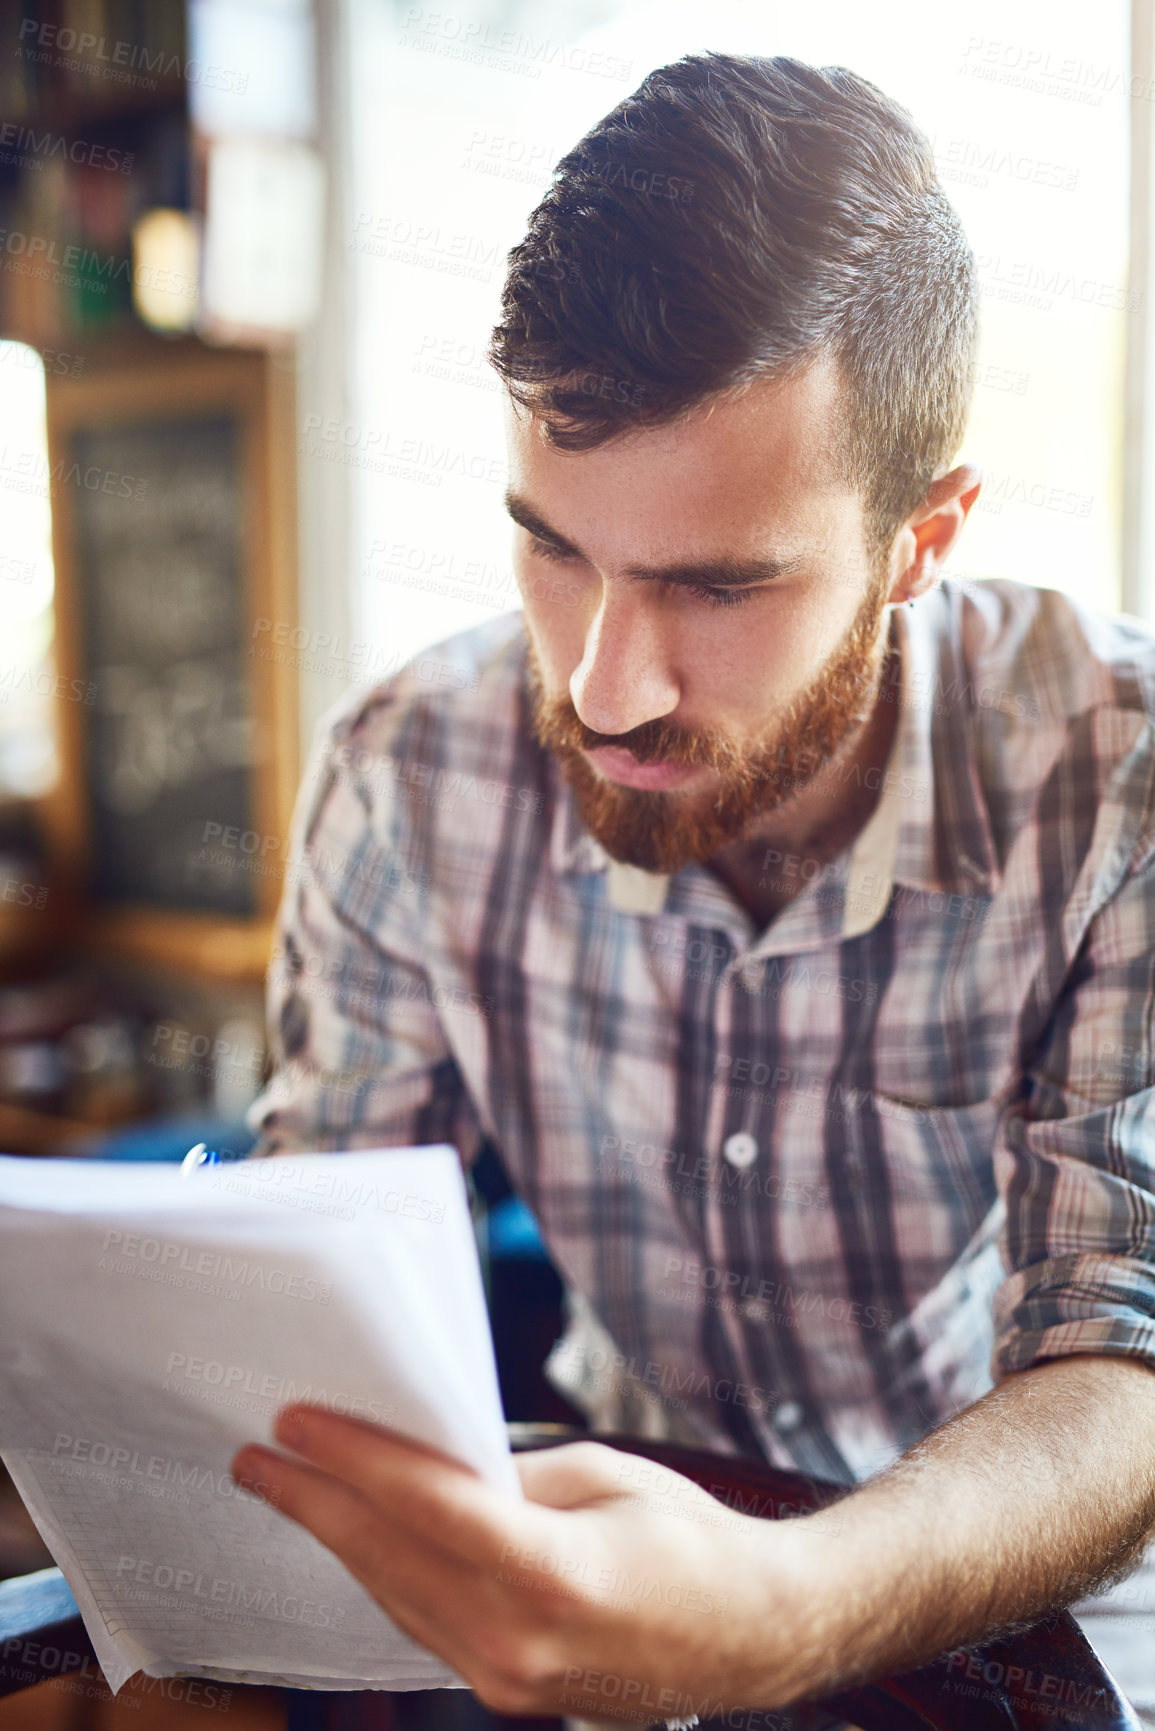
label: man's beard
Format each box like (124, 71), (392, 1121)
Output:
(526, 579), (893, 876)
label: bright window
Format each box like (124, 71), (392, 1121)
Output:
(346, 0), (1130, 667)
(0, 342), (60, 797)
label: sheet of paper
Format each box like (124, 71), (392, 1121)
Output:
(0, 1145), (518, 1694)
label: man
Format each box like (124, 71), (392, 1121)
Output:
(234, 52), (1155, 1727)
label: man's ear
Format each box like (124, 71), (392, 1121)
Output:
(886, 463), (983, 605)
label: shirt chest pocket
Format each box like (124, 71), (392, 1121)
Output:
(826, 1091), (1005, 1269)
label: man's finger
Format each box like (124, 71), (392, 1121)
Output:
(268, 1405), (522, 1565)
(232, 1443), (590, 1696)
(515, 1440), (637, 1507)
(231, 1444), (485, 1660)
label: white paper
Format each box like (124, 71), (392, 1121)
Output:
(0, 1146), (517, 1695)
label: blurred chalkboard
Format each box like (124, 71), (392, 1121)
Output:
(69, 415), (258, 917)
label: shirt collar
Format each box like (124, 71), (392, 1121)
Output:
(548, 757), (610, 877)
(547, 766), (673, 913)
(889, 585), (1003, 902)
(544, 580), (1003, 926)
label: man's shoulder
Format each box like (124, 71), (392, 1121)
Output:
(937, 575), (1155, 723)
(312, 612), (533, 765)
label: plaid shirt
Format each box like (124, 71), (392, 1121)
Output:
(247, 575), (1155, 1486)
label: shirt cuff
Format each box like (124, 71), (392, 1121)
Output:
(991, 1251), (1155, 1378)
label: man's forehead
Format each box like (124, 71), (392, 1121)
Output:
(505, 358), (847, 484)
(502, 357), (856, 554)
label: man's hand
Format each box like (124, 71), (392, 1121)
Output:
(233, 1357), (1155, 1719)
(230, 1409), (821, 1720)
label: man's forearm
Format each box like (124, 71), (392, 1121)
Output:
(773, 1354), (1155, 1703)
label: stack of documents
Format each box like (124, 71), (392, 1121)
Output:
(0, 1146), (517, 1693)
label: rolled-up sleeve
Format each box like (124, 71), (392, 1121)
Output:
(992, 846), (1155, 1378)
(245, 693), (483, 1163)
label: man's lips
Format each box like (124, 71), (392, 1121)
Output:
(583, 744), (705, 791)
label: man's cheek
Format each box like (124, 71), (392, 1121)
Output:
(523, 607), (591, 694)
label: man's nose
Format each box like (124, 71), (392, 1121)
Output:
(569, 584), (680, 736)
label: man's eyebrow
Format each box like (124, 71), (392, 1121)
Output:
(502, 489), (804, 588)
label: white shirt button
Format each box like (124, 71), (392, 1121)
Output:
(722, 1131), (758, 1168)
(740, 1297), (769, 1324)
(774, 1399), (804, 1432)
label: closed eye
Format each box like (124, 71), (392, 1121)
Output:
(529, 536), (760, 608)
(529, 536), (577, 563)
(682, 584), (759, 609)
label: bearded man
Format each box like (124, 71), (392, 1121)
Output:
(238, 52), (1155, 1729)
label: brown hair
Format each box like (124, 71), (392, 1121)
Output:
(488, 52), (979, 565)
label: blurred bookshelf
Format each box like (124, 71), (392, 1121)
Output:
(0, 2), (189, 350)
(0, 0), (318, 1154)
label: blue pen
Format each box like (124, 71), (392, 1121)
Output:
(179, 1143), (222, 1177)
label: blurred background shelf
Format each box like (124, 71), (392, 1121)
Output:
(0, 0), (313, 1171)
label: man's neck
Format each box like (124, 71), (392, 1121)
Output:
(705, 646), (901, 929)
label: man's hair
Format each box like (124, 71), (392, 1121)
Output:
(488, 52), (979, 567)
